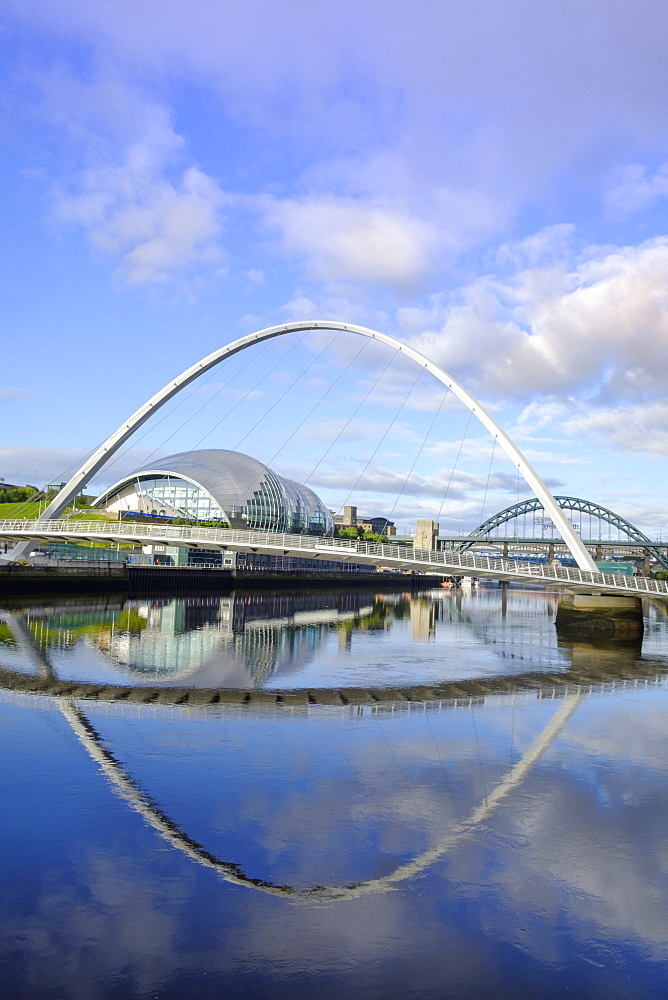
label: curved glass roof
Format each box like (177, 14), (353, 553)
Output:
(95, 448), (334, 536)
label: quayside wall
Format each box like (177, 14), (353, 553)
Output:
(0, 564), (449, 596)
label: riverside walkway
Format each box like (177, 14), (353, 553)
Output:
(1, 518), (667, 598)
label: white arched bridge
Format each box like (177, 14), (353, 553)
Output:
(1, 319), (665, 599)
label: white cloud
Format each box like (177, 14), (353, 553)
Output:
(264, 196), (437, 287)
(291, 462), (526, 499)
(365, 367), (469, 413)
(0, 387), (28, 400)
(279, 294), (322, 321)
(0, 446), (168, 492)
(606, 162), (668, 219)
(15, 4), (668, 298)
(12, 0), (668, 204)
(515, 448), (581, 467)
(510, 399), (575, 435)
(289, 417), (415, 445)
(563, 401), (668, 459)
(190, 383), (264, 401)
(496, 224), (576, 271)
(405, 236), (668, 400)
(46, 81), (227, 285)
(0, 446), (91, 487)
(613, 503), (668, 530)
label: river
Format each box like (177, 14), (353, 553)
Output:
(1, 584), (667, 999)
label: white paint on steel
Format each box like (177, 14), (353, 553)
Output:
(6, 321), (598, 571)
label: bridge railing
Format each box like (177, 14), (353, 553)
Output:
(398, 543), (668, 594)
(1, 519), (668, 595)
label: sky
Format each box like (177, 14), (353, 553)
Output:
(1, 0), (667, 537)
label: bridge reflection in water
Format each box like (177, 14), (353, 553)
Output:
(2, 586), (668, 999)
(2, 587), (668, 697)
(2, 591), (378, 689)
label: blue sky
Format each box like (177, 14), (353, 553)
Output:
(1, 0), (667, 535)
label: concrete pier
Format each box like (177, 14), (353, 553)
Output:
(555, 592), (644, 639)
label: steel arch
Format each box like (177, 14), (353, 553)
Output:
(460, 495), (668, 569)
(5, 321), (597, 572)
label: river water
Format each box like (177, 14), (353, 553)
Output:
(2, 585), (668, 999)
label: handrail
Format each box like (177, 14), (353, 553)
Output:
(1, 519), (667, 596)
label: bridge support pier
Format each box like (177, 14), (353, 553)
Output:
(555, 593), (644, 640)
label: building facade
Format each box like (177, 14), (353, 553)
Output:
(94, 449), (334, 537)
(331, 504), (396, 535)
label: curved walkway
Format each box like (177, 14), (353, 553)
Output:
(1, 653), (666, 706)
(2, 519), (668, 597)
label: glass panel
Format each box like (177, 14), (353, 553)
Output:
(98, 450), (334, 536)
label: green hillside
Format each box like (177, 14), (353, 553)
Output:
(0, 502), (114, 521)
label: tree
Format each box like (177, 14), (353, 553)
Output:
(333, 527), (389, 543)
(334, 526), (359, 539)
(0, 485), (38, 503)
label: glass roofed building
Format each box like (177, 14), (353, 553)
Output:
(94, 449), (334, 536)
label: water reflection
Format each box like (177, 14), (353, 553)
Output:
(1, 586), (667, 692)
(2, 677), (668, 999)
(1, 592), (376, 689)
(58, 690), (583, 900)
(3, 586), (668, 998)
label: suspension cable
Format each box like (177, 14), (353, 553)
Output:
(15, 351), (245, 518)
(102, 340), (273, 481)
(336, 366), (425, 516)
(303, 349), (398, 487)
(436, 409), (474, 523)
(233, 334), (338, 452)
(188, 333), (310, 453)
(266, 336), (370, 467)
(479, 436), (497, 525)
(6, 343), (274, 520)
(100, 334), (310, 512)
(184, 332), (330, 520)
(385, 389), (449, 523)
(5, 440), (107, 519)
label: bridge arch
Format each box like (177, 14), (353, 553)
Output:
(460, 496), (668, 569)
(60, 693), (581, 902)
(9, 321), (597, 572)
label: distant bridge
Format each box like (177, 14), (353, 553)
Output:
(459, 496), (668, 570)
(2, 518), (668, 598)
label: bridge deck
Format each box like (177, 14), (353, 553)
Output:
(1, 519), (668, 597)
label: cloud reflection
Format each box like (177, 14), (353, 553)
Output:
(3, 677), (668, 998)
